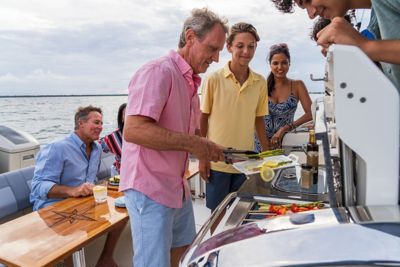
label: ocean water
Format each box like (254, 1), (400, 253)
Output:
(0, 93), (323, 146)
(0, 96), (127, 145)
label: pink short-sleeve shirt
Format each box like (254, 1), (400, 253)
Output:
(120, 50), (200, 208)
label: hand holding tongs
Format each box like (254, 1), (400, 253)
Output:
(223, 147), (260, 164)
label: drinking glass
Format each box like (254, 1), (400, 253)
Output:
(93, 180), (108, 203)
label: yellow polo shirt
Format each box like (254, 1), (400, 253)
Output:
(201, 62), (268, 173)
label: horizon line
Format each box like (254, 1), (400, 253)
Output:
(0, 94), (128, 98)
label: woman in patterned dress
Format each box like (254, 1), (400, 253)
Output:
(255, 43), (312, 151)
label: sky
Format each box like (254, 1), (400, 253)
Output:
(0, 0), (370, 96)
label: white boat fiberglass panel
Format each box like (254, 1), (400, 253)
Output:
(184, 208), (342, 266)
(209, 223), (400, 267)
(331, 45), (399, 206)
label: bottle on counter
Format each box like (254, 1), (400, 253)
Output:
(306, 129), (319, 184)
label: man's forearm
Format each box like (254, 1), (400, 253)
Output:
(362, 39), (400, 64)
(199, 113), (209, 137)
(317, 18), (400, 65)
(48, 182), (94, 198)
(47, 184), (75, 198)
(124, 117), (198, 153)
(124, 115), (225, 162)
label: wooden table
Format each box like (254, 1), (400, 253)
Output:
(0, 161), (199, 267)
(0, 191), (128, 267)
(185, 158), (199, 180)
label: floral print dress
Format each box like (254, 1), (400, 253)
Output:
(255, 93), (298, 152)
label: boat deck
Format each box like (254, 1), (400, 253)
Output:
(83, 197), (209, 267)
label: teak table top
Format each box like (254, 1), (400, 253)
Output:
(0, 191), (127, 267)
(0, 159), (199, 267)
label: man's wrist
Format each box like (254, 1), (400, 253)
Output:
(185, 135), (200, 154)
(360, 39), (375, 60)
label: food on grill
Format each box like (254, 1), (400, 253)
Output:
(245, 159), (293, 173)
(257, 149), (284, 158)
(263, 160), (279, 168)
(257, 201), (325, 216)
(263, 160), (292, 168)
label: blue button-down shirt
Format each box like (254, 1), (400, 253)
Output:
(30, 133), (102, 210)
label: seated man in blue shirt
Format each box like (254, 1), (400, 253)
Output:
(30, 105), (124, 267)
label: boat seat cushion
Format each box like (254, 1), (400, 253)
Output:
(0, 166), (34, 219)
(0, 184), (18, 219)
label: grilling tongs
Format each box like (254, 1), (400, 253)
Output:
(223, 147), (260, 164)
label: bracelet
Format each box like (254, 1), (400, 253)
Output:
(288, 123), (296, 131)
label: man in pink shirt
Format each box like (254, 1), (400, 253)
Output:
(120, 8), (228, 267)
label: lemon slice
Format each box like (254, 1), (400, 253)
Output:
(260, 166), (275, 182)
(263, 160), (279, 168)
(93, 185), (106, 192)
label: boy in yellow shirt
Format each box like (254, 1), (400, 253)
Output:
(200, 22), (271, 211)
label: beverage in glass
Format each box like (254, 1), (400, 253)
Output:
(93, 184), (107, 203)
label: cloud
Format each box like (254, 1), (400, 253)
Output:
(0, 73), (19, 84)
(0, 0), (370, 95)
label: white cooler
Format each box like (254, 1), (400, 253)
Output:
(0, 126), (40, 174)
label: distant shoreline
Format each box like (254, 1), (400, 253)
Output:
(0, 92), (324, 98)
(0, 94), (128, 98)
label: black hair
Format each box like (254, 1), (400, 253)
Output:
(267, 43), (291, 96)
(310, 15), (351, 41)
(271, 0), (295, 13)
(117, 103), (127, 133)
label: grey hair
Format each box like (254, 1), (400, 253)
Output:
(178, 7), (229, 48)
(74, 105), (102, 130)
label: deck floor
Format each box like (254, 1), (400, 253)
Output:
(84, 197), (210, 267)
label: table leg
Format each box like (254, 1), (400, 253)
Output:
(195, 174), (205, 199)
(72, 248), (86, 267)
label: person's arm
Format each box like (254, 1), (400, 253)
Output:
(362, 39), (400, 64)
(255, 78), (272, 150)
(30, 143), (94, 202)
(199, 113), (212, 181)
(292, 80), (313, 127)
(255, 116), (271, 151)
(199, 113), (209, 138)
(47, 183), (94, 198)
(317, 17), (400, 64)
(123, 115), (224, 162)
